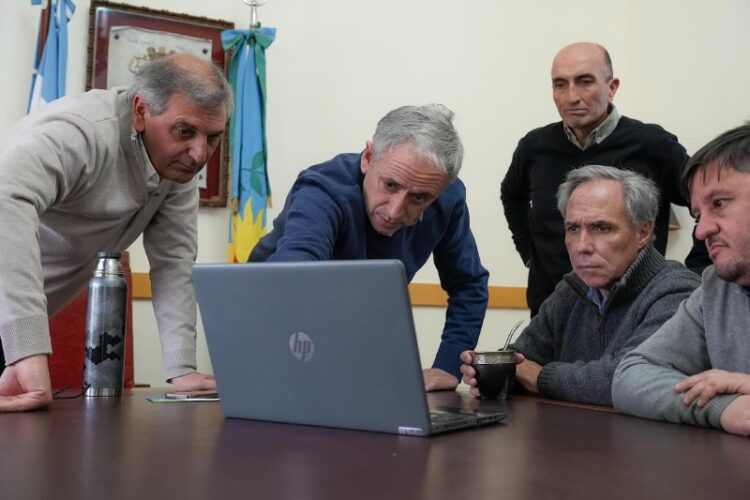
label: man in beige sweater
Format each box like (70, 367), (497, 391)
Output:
(0, 54), (230, 411)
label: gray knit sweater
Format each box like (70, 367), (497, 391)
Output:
(613, 266), (750, 429)
(0, 88), (200, 380)
(512, 245), (700, 405)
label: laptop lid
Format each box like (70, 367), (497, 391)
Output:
(193, 260), (438, 435)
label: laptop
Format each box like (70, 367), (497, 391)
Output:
(192, 259), (506, 436)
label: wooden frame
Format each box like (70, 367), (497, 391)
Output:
(86, 1), (233, 207)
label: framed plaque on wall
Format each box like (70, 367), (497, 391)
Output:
(87, 1), (233, 207)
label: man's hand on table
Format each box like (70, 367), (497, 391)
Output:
(0, 354), (53, 412)
(719, 395), (750, 436)
(169, 371), (217, 392)
(675, 369), (750, 407)
(423, 368), (458, 392)
(515, 359), (542, 394)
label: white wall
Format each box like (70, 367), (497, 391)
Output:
(2, 0), (749, 385)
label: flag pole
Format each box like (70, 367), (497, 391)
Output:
(36, 0), (52, 63)
(243, 0), (267, 28)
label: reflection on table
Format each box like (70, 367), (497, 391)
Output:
(1, 389), (748, 499)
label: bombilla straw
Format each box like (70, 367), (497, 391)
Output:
(502, 320), (524, 350)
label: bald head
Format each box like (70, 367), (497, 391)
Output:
(551, 42), (619, 144)
(127, 53), (233, 117)
(553, 42), (613, 80)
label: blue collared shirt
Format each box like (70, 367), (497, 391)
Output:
(586, 287), (608, 313)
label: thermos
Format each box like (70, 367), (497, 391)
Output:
(83, 252), (128, 397)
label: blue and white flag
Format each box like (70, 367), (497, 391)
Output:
(222, 27), (276, 262)
(27, 0), (76, 114)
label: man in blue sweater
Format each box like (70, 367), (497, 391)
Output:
(250, 104), (489, 392)
(501, 42), (707, 317)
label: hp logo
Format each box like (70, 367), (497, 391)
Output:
(289, 331), (314, 362)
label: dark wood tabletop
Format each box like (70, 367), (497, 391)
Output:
(1, 389), (748, 500)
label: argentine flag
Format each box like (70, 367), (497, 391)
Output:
(27, 0), (76, 114)
(222, 27), (276, 263)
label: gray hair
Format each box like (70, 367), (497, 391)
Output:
(371, 104), (463, 180)
(127, 54), (233, 116)
(681, 122), (750, 198)
(557, 165), (660, 230)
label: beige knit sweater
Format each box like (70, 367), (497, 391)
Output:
(0, 88), (199, 380)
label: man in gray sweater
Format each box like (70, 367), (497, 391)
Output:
(461, 165), (699, 405)
(613, 124), (750, 436)
(0, 54), (229, 411)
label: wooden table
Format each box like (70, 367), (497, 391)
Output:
(1, 389), (748, 499)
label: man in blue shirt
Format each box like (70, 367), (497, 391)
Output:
(250, 104), (489, 391)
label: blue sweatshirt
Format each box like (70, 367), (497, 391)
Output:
(250, 153), (489, 377)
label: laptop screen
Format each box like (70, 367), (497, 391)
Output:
(193, 260), (434, 434)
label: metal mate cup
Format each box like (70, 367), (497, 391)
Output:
(474, 350), (516, 400)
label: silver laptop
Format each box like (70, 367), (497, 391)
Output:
(192, 259), (506, 436)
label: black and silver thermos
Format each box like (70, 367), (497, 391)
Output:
(83, 252), (128, 397)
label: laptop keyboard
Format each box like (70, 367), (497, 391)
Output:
(429, 410), (464, 425)
(429, 406), (507, 434)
